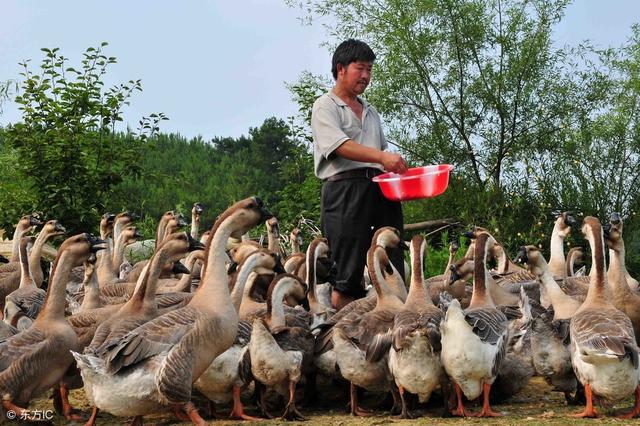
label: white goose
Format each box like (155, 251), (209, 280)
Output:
(440, 231), (509, 417)
(569, 216), (640, 418)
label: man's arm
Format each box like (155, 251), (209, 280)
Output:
(334, 139), (408, 174)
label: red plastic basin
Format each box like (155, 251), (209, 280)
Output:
(372, 164), (454, 201)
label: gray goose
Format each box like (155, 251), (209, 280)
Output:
(388, 234), (444, 418)
(3, 236), (45, 330)
(332, 245), (404, 416)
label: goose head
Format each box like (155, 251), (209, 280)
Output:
(17, 214), (42, 236)
(114, 211), (135, 229)
(515, 245), (548, 277)
(220, 197), (272, 240)
(100, 213), (116, 238)
(448, 257), (474, 285)
(555, 211), (577, 238)
(290, 228), (303, 247)
(266, 273), (309, 315)
(157, 231), (206, 262)
(41, 220), (67, 239)
(192, 202), (204, 217)
(59, 233), (108, 267)
(372, 226), (407, 250)
(266, 217), (280, 239)
(449, 240), (460, 255)
(603, 212), (623, 252)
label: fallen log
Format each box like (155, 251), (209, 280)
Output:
(404, 218), (459, 232)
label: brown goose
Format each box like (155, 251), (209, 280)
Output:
(388, 234), (444, 418)
(332, 245), (404, 416)
(0, 220), (65, 318)
(440, 232), (509, 417)
(190, 202), (204, 239)
(565, 246), (585, 277)
(569, 216), (640, 418)
(3, 236), (45, 330)
(85, 232), (204, 357)
(548, 212), (577, 279)
(0, 233), (106, 421)
(603, 213), (640, 344)
(3, 214), (42, 264)
(73, 197), (271, 426)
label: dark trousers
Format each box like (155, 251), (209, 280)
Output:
(321, 177), (404, 299)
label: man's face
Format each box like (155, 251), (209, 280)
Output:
(337, 60), (373, 95)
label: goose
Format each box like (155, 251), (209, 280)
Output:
(332, 245), (403, 416)
(157, 249), (205, 294)
(300, 237), (335, 325)
(85, 232), (204, 358)
(313, 227), (406, 380)
(603, 213), (640, 344)
(265, 216), (282, 257)
(190, 202), (204, 239)
(548, 212), (577, 279)
(4, 214), (42, 263)
(124, 211), (175, 283)
(515, 246), (581, 318)
(426, 241), (460, 304)
(0, 220), (65, 318)
(248, 273), (312, 420)
(95, 213), (117, 284)
(566, 246), (585, 277)
(290, 227), (303, 254)
(78, 256), (101, 312)
(605, 212), (639, 291)
(440, 232), (509, 417)
(569, 216), (640, 418)
(194, 249), (283, 420)
(0, 233), (106, 421)
(3, 236), (45, 330)
(388, 234), (444, 418)
(73, 197), (272, 426)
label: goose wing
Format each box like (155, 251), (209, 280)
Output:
(464, 307), (508, 345)
(392, 307), (443, 352)
(104, 306), (201, 374)
(0, 327), (49, 371)
(6, 288), (46, 319)
(571, 308), (638, 368)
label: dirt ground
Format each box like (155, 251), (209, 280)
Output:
(11, 377), (638, 425)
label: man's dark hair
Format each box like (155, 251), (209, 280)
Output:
(331, 39), (376, 80)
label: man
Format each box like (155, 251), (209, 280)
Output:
(311, 39), (408, 310)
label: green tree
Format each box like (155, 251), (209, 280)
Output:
(1, 43), (166, 232)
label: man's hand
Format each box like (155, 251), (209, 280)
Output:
(381, 152), (408, 174)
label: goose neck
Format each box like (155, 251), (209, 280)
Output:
(37, 251), (74, 321)
(231, 257), (262, 311)
(548, 224), (566, 276)
(266, 280), (295, 329)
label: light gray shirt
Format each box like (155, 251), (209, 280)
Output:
(311, 90), (387, 180)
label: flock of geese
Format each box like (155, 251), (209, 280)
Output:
(0, 197), (640, 424)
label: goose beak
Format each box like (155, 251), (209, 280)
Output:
(603, 223), (612, 239)
(128, 212), (140, 221)
(610, 212), (621, 225)
(227, 261), (239, 274)
(399, 240), (409, 250)
(133, 229), (143, 239)
(177, 217), (189, 228)
(0, 254), (9, 264)
(55, 223), (67, 234)
(171, 262), (190, 275)
(514, 246), (528, 264)
(187, 234), (206, 251)
(29, 216), (43, 226)
(194, 203), (204, 215)
(253, 197), (273, 222)
(451, 241), (460, 251)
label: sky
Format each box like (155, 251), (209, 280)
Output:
(0, 0), (638, 140)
